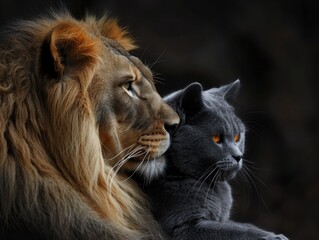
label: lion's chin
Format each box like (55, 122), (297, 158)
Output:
(136, 155), (167, 183)
(123, 134), (170, 181)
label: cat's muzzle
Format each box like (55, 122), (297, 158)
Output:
(216, 156), (242, 180)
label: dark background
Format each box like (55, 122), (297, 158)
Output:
(1, 0), (318, 239)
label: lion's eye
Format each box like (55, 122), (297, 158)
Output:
(123, 81), (133, 90)
(234, 133), (240, 142)
(122, 81), (138, 99)
(213, 134), (222, 144)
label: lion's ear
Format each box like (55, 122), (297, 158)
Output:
(98, 18), (137, 51)
(40, 22), (100, 79)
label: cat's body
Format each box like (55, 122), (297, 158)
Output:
(135, 81), (288, 240)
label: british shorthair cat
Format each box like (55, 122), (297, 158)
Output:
(136, 80), (288, 240)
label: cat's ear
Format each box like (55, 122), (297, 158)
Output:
(164, 82), (203, 118)
(179, 82), (203, 115)
(216, 79), (240, 103)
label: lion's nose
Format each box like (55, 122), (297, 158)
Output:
(164, 123), (179, 134)
(159, 102), (180, 127)
(164, 112), (180, 126)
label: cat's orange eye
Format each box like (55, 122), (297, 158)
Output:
(234, 134), (240, 142)
(213, 134), (221, 143)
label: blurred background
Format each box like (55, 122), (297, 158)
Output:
(1, 0), (318, 239)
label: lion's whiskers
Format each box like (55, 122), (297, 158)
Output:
(121, 146), (152, 183)
(105, 143), (137, 163)
(108, 145), (147, 194)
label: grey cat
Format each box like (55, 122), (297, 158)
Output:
(136, 80), (288, 240)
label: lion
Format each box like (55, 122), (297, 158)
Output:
(0, 11), (179, 240)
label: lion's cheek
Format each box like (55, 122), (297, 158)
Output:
(99, 131), (121, 163)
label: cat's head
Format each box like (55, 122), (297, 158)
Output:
(165, 80), (245, 181)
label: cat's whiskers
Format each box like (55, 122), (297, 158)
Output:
(243, 118), (266, 136)
(193, 165), (219, 205)
(242, 159), (269, 172)
(184, 163), (216, 202)
(242, 163), (267, 187)
(186, 163), (217, 196)
(239, 166), (263, 210)
(204, 169), (221, 206)
(240, 166), (260, 202)
(241, 160), (268, 207)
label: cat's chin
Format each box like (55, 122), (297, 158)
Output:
(136, 156), (167, 183)
(219, 162), (243, 181)
(222, 170), (239, 181)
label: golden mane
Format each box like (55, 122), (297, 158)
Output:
(0, 13), (164, 239)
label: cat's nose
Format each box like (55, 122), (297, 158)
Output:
(232, 155), (242, 162)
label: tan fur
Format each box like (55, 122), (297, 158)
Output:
(0, 12), (179, 240)
(97, 17), (137, 51)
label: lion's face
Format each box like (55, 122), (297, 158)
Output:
(36, 18), (179, 179)
(91, 39), (179, 176)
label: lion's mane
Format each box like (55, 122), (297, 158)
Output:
(0, 12), (163, 239)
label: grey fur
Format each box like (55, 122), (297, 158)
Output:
(135, 81), (288, 240)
